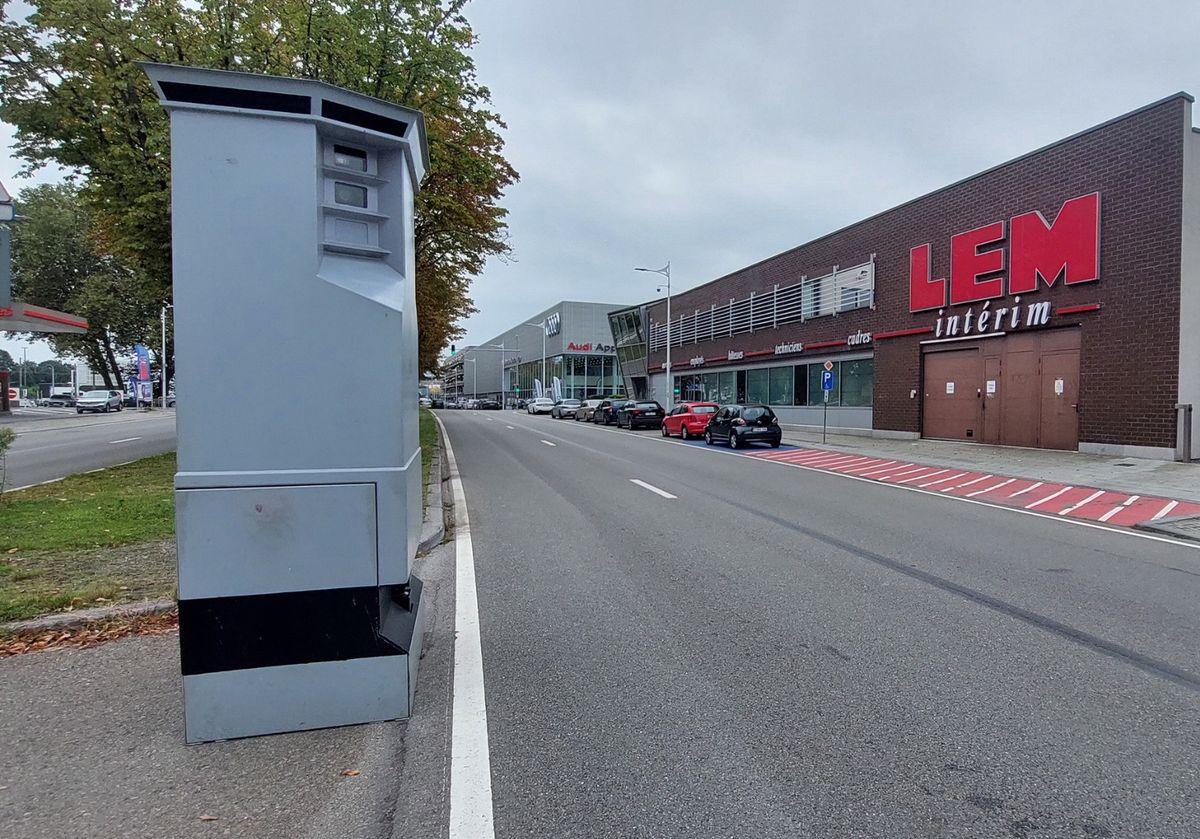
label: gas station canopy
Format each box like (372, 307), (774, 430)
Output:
(0, 179), (90, 336)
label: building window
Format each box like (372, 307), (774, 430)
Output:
(793, 364), (809, 406)
(841, 358), (874, 407)
(809, 362), (840, 406)
(746, 368), (769, 404)
(768, 366), (794, 406)
(718, 371), (736, 404)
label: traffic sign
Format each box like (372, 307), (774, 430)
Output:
(822, 370), (835, 391)
(823, 360), (834, 372)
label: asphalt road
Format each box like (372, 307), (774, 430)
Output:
(1, 408), (177, 489)
(436, 408), (1200, 839)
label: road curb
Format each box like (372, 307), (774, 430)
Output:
(1, 599), (176, 636)
(417, 424), (446, 554)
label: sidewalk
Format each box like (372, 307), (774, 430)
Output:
(778, 426), (1200, 504)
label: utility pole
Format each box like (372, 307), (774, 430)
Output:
(635, 262), (673, 410)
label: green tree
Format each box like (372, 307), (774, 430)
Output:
(6, 183), (151, 385)
(0, 0), (516, 372)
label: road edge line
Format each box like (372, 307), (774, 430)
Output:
(433, 414), (496, 839)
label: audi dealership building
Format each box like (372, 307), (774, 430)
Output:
(612, 93), (1200, 460)
(444, 300), (627, 402)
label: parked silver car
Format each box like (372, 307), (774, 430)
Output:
(76, 389), (124, 414)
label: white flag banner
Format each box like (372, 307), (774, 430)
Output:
(533, 378), (543, 398)
(551, 377), (562, 401)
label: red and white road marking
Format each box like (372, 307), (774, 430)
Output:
(744, 446), (1200, 531)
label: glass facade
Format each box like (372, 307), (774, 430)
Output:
(673, 358), (873, 407)
(513, 354), (622, 400)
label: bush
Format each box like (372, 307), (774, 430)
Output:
(0, 426), (14, 493)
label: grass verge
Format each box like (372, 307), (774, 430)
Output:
(0, 454), (176, 623)
(420, 407), (437, 506)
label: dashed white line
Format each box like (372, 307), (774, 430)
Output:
(1152, 500), (1179, 521)
(540, 440), (556, 447)
(1025, 486), (1073, 510)
(1058, 489), (1105, 516)
(108, 436), (142, 444)
(942, 474), (992, 493)
(505, 425), (515, 430)
(629, 478), (677, 499)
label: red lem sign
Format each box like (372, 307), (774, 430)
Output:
(909, 192), (1100, 312)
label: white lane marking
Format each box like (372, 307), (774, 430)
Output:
(630, 478), (677, 499)
(1098, 495), (1139, 522)
(108, 436), (142, 444)
(83, 468), (106, 474)
(1025, 486), (1073, 510)
(896, 468), (946, 485)
(491, 405), (1200, 551)
(966, 478), (1015, 498)
(433, 415), (496, 839)
(1059, 489), (1105, 516)
(1009, 481), (1043, 498)
(1152, 500), (1179, 521)
(540, 440), (556, 447)
(824, 456), (879, 470)
(505, 425), (515, 430)
(858, 462), (918, 478)
(942, 474), (992, 493)
(878, 466), (932, 482)
(918, 471), (967, 488)
(844, 459), (896, 474)
(793, 452), (856, 467)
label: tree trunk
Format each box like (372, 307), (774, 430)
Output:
(101, 332), (123, 387)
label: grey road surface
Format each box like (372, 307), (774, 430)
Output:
(435, 408), (1200, 839)
(2, 409), (177, 488)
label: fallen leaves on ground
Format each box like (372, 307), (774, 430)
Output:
(198, 814), (219, 821)
(341, 769), (361, 777)
(0, 610), (178, 658)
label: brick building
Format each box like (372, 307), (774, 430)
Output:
(613, 93), (1200, 460)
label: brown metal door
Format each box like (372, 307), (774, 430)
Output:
(1039, 349), (1080, 450)
(982, 355), (1001, 444)
(922, 348), (982, 441)
(1000, 338), (1040, 448)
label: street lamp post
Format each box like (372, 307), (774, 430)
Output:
(635, 262), (672, 411)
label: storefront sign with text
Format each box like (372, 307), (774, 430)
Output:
(909, 192), (1100, 312)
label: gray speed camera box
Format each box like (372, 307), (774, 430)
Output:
(143, 64), (429, 743)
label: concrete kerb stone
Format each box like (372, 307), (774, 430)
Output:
(417, 426), (447, 555)
(1, 598), (176, 636)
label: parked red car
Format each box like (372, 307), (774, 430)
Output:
(660, 401), (719, 439)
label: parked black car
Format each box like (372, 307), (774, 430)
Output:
(616, 400), (665, 429)
(592, 397), (629, 425)
(550, 398), (581, 419)
(704, 404), (782, 448)
(479, 398), (502, 410)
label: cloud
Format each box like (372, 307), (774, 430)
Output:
(457, 0), (1200, 346)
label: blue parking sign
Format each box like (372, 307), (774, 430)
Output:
(822, 370), (835, 391)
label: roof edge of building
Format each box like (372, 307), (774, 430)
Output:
(654, 90), (1194, 309)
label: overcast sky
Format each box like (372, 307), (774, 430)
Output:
(6, 0), (1200, 362)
